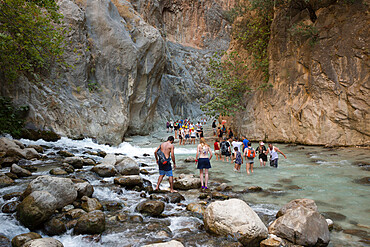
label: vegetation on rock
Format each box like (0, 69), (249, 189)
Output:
(0, 96), (28, 138)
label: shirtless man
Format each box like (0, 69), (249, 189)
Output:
(154, 136), (177, 192)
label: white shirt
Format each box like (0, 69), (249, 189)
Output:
(232, 141), (243, 153)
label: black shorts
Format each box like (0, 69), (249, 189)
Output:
(259, 155), (267, 161)
(222, 151), (231, 157)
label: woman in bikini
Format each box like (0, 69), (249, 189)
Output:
(195, 138), (213, 190)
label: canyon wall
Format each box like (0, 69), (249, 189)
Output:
(235, 1), (369, 146)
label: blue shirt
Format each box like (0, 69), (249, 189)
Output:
(242, 139), (249, 151)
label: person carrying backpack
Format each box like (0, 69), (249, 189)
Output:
(243, 142), (256, 174)
(220, 137), (231, 162)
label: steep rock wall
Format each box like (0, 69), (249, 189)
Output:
(0, 0), (165, 144)
(236, 2), (369, 146)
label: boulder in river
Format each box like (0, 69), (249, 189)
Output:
(58, 150), (74, 157)
(269, 205), (330, 246)
(114, 175), (143, 188)
(184, 156), (196, 162)
(99, 153), (116, 166)
(11, 164), (32, 177)
(173, 174), (201, 190)
(22, 237), (64, 247)
(22, 175), (78, 209)
(11, 232), (42, 247)
(276, 198), (318, 218)
(115, 157), (140, 175)
(73, 180), (94, 198)
(186, 202), (206, 215)
(91, 164), (117, 177)
(49, 168), (68, 176)
(63, 156), (84, 169)
(0, 172), (14, 188)
(81, 196), (103, 212)
(204, 199), (268, 246)
(73, 210), (105, 235)
(136, 200), (165, 216)
(44, 217), (67, 236)
(142, 240), (184, 247)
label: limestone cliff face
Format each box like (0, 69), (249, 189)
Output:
(235, 2), (369, 146)
(0, 0), (165, 144)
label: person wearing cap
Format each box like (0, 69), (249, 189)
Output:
(256, 141), (268, 166)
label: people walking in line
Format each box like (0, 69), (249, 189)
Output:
(213, 138), (220, 160)
(267, 143), (287, 168)
(154, 136), (177, 192)
(244, 142), (255, 174)
(232, 147), (243, 172)
(195, 138), (212, 190)
(256, 141), (267, 166)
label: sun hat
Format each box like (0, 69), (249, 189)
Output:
(260, 141), (264, 145)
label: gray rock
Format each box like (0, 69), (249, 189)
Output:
(11, 232), (42, 247)
(44, 217), (67, 236)
(0, 172), (14, 188)
(82, 158), (96, 166)
(173, 174), (201, 190)
(114, 175), (143, 188)
(115, 157), (140, 175)
(276, 198), (318, 218)
(91, 164), (117, 177)
(58, 150), (74, 157)
(81, 196), (103, 212)
(49, 168), (68, 175)
(27, 145), (44, 153)
(22, 238), (64, 247)
(65, 209), (86, 219)
(74, 210), (105, 235)
(136, 200), (165, 216)
(63, 157), (84, 169)
(74, 181), (94, 198)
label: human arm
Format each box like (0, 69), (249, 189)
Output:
(276, 147), (287, 159)
(195, 145), (199, 162)
(171, 145), (176, 169)
(209, 148), (213, 160)
(154, 146), (159, 164)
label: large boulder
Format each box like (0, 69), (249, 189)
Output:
(276, 198), (318, 218)
(22, 175), (78, 209)
(0, 172), (14, 187)
(11, 232), (42, 247)
(91, 164), (117, 177)
(73, 210), (105, 235)
(142, 240), (184, 247)
(0, 137), (20, 151)
(114, 175), (143, 188)
(6, 147), (39, 160)
(49, 168), (68, 176)
(268, 206), (330, 246)
(11, 164), (32, 177)
(115, 157), (140, 175)
(186, 202), (206, 215)
(173, 174), (201, 190)
(204, 199), (268, 246)
(22, 238), (64, 247)
(17, 191), (58, 229)
(136, 200), (165, 216)
(63, 157), (84, 169)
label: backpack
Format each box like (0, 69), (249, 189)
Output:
(246, 147), (256, 158)
(221, 141), (228, 154)
(156, 145), (168, 165)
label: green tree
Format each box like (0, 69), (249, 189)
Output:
(0, 0), (65, 81)
(0, 96), (28, 138)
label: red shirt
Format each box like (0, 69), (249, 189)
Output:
(214, 142), (220, 150)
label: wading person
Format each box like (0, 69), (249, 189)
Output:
(256, 141), (267, 166)
(220, 137), (231, 162)
(267, 143), (287, 168)
(244, 142), (255, 174)
(232, 147), (243, 172)
(213, 138), (220, 160)
(154, 136), (177, 192)
(195, 138), (212, 190)
(212, 120), (217, 136)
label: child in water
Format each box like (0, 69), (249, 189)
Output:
(232, 147), (243, 172)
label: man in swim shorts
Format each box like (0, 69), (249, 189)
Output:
(154, 136), (177, 192)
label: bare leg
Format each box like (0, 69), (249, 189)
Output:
(205, 169), (209, 188)
(251, 163), (254, 173)
(199, 169), (204, 187)
(260, 158), (263, 166)
(155, 175), (164, 190)
(246, 163), (250, 174)
(168, 176), (178, 193)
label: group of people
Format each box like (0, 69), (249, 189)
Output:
(155, 119), (287, 192)
(166, 119), (207, 145)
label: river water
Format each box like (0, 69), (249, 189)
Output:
(0, 128), (369, 246)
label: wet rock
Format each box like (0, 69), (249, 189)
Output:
(65, 209), (86, 219)
(352, 161), (370, 171)
(63, 157), (84, 169)
(286, 185), (302, 190)
(114, 175), (143, 189)
(115, 157), (140, 175)
(17, 191), (58, 229)
(150, 194), (168, 203)
(244, 186), (263, 193)
(276, 198), (318, 218)
(19, 164), (37, 172)
(173, 174), (201, 190)
(326, 219), (334, 230)
(354, 177), (370, 185)
(22, 237), (63, 247)
(0, 156), (20, 167)
(343, 229), (369, 238)
(184, 156), (196, 162)
(11, 232), (42, 247)
(269, 206), (330, 246)
(13, 140), (25, 149)
(58, 150), (74, 157)
(22, 175), (78, 209)
(2, 201), (20, 213)
(140, 169), (149, 175)
(187, 203), (206, 215)
(130, 215), (144, 222)
(44, 217), (67, 236)
(81, 196), (103, 212)
(322, 211), (346, 221)
(99, 153), (116, 166)
(142, 240), (184, 247)
(91, 164), (117, 177)
(62, 204), (74, 212)
(74, 210), (105, 235)
(215, 183), (232, 192)
(74, 181), (94, 198)
(0, 172), (14, 188)
(3, 191), (22, 200)
(5, 172), (18, 179)
(260, 236), (283, 247)
(102, 201), (122, 211)
(211, 192), (229, 200)
(166, 192), (185, 203)
(11, 164), (32, 177)
(136, 200), (165, 216)
(49, 168), (68, 175)
(97, 151), (107, 158)
(116, 212), (127, 222)
(6, 146), (40, 160)
(27, 145), (44, 153)
(82, 158), (96, 166)
(61, 163), (74, 173)
(204, 199), (268, 246)
(0, 234), (10, 247)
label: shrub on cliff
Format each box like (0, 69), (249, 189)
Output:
(0, 97), (28, 138)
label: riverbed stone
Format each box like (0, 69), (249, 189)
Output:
(184, 156), (196, 162)
(63, 156), (84, 169)
(27, 145), (44, 153)
(74, 181), (94, 198)
(211, 192), (229, 200)
(65, 209), (86, 219)
(82, 158), (96, 166)
(114, 175), (143, 188)
(22, 238), (64, 247)
(49, 168), (68, 175)
(11, 164), (32, 177)
(244, 186), (263, 193)
(2, 200), (20, 213)
(166, 192), (185, 203)
(81, 196), (103, 212)
(269, 206), (330, 246)
(173, 174), (201, 190)
(17, 191), (58, 229)
(44, 217), (67, 236)
(216, 183), (232, 192)
(260, 236), (283, 247)
(91, 164), (117, 177)
(11, 232), (42, 247)
(0, 172), (14, 187)
(322, 211), (346, 221)
(102, 201), (123, 211)
(142, 240), (184, 247)
(115, 157), (140, 175)
(5, 172), (18, 179)
(0, 156), (20, 167)
(58, 150), (74, 157)
(73, 210), (105, 235)
(204, 199), (268, 246)
(22, 175), (78, 209)
(6, 147), (40, 160)
(99, 153), (116, 166)
(3, 191), (22, 200)
(354, 177), (370, 185)
(186, 202), (206, 215)
(326, 219), (334, 231)
(136, 200), (165, 216)
(61, 163), (74, 173)
(276, 198), (318, 218)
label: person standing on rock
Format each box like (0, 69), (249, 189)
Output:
(267, 143), (287, 168)
(256, 141), (267, 166)
(195, 138), (213, 190)
(154, 136), (177, 192)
